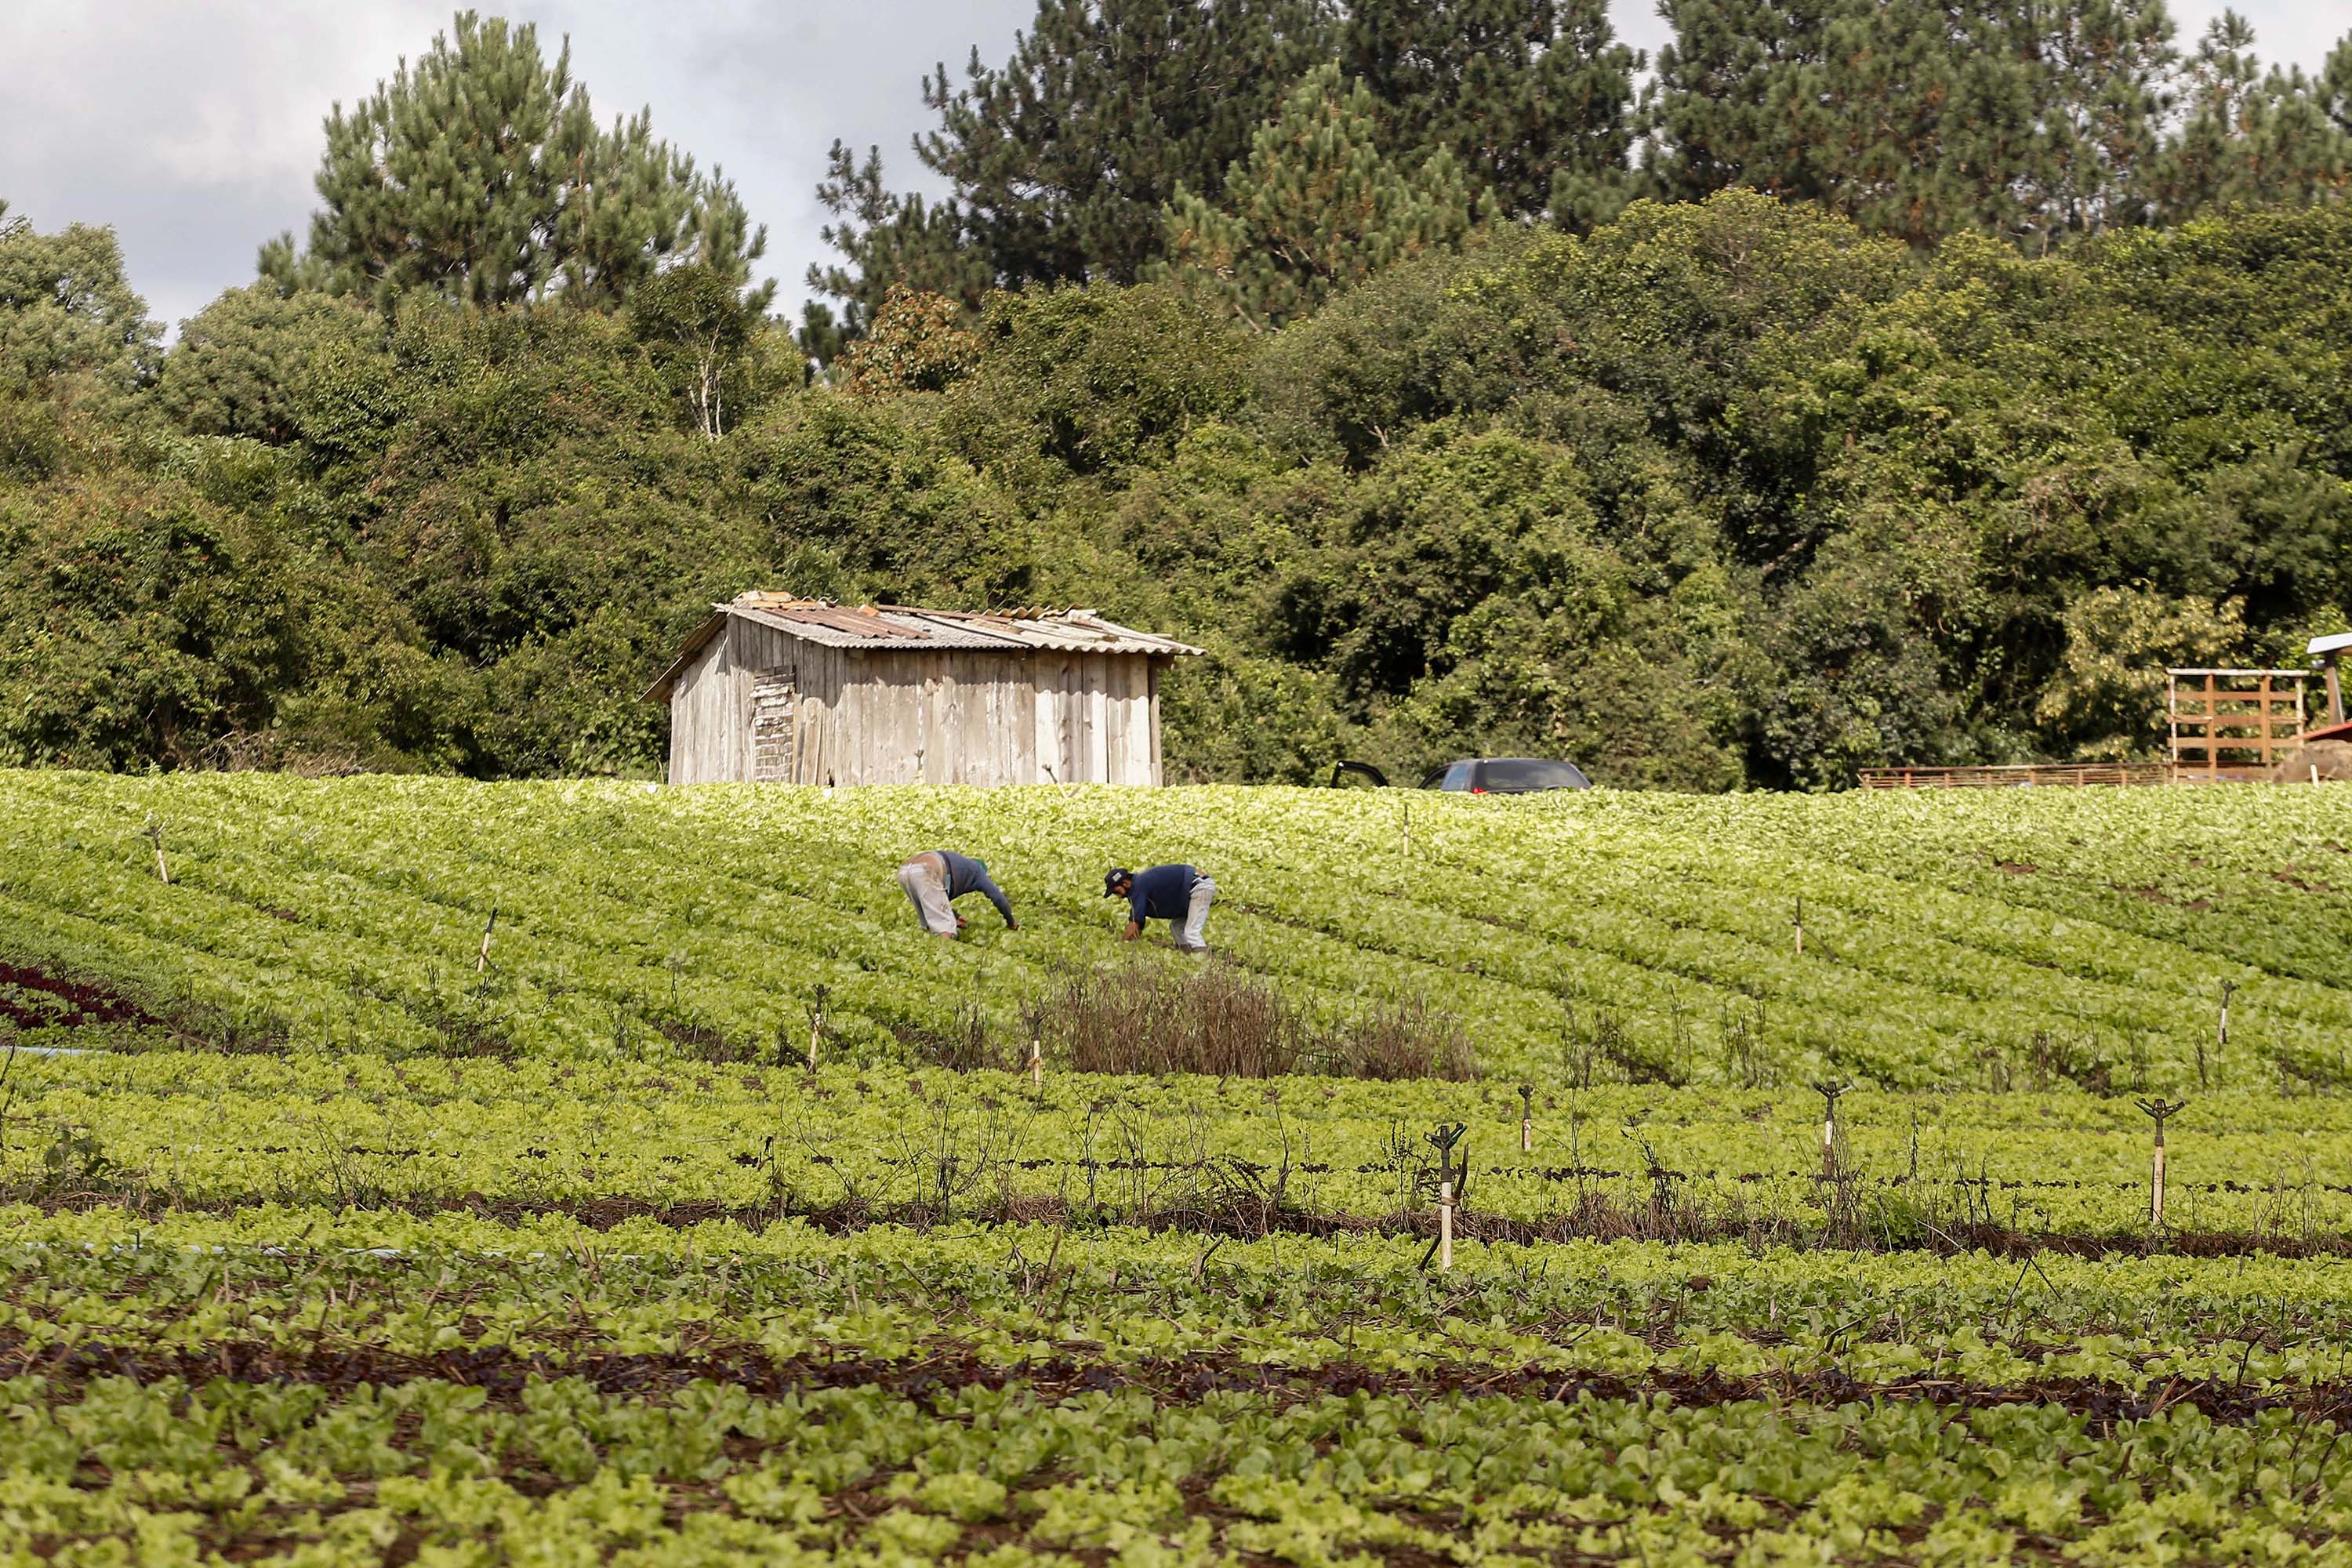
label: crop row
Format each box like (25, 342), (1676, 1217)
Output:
(6, 771), (2350, 1085)
(11, 1054), (2352, 1242)
(9, 1363), (2347, 1566)
(13, 1206), (2352, 1398)
(7, 1198), (2352, 1566)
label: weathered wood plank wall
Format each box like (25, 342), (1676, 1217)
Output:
(666, 633), (735, 786)
(666, 629), (1173, 786)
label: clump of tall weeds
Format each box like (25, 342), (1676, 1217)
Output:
(911, 960), (1475, 1081)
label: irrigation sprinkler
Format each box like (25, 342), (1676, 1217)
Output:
(1519, 1084), (1534, 1154)
(2136, 1098), (2188, 1229)
(1792, 895), (1803, 958)
(475, 906), (498, 975)
(1029, 1034), (1044, 1092)
(2217, 980), (2237, 1052)
(807, 985), (829, 1074)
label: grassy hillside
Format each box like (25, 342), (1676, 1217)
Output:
(7, 771), (2349, 1089)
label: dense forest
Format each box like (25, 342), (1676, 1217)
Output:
(2, 5), (2348, 789)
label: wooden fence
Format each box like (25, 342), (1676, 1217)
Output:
(2167, 669), (2309, 782)
(1858, 763), (2175, 789)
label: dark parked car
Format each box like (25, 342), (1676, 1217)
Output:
(1419, 757), (1592, 793)
(1327, 757), (1592, 792)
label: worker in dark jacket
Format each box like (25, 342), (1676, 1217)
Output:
(898, 851), (1018, 938)
(1103, 864), (1215, 953)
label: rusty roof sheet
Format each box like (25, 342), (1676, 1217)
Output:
(731, 594), (1203, 655)
(642, 593), (1203, 701)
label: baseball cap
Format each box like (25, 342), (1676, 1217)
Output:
(1103, 868), (1132, 896)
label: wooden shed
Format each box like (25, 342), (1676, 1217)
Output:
(642, 593), (1205, 786)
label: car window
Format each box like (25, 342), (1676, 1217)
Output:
(1479, 758), (1590, 791)
(1423, 760), (1475, 790)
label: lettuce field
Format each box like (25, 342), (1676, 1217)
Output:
(6, 771), (2352, 1563)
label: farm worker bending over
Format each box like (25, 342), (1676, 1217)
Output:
(1104, 865), (1215, 953)
(898, 851), (1018, 938)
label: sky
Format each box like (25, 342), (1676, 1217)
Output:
(2, 0), (2341, 336)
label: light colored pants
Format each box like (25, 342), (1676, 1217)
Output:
(1177, 876), (1214, 953)
(898, 854), (956, 936)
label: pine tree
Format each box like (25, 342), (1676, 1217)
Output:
(1158, 64), (1483, 329)
(2149, 14), (2352, 219)
(1798, 0), (2077, 247)
(811, 0), (1330, 338)
(2025, 0), (2178, 241)
(806, 143), (998, 336)
(1642, 0), (1843, 205)
(263, 11), (771, 312)
(1644, 0), (2180, 248)
(811, 0), (1642, 339)
(1339, 0), (1639, 226)
(2327, 31), (2352, 134)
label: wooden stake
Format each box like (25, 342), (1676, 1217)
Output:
(1423, 1122), (1467, 1273)
(1813, 1080), (1846, 1184)
(807, 985), (829, 1073)
(2219, 980), (2235, 1051)
(143, 817), (169, 885)
(1438, 1178), (1454, 1272)
(1519, 1084), (1534, 1154)
(1029, 1035), (1044, 1091)
(2136, 1098), (2187, 1229)
(475, 906), (498, 975)
(1792, 895), (1804, 958)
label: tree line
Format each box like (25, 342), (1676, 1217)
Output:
(806, 0), (2352, 342)
(0, 7), (2346, 789)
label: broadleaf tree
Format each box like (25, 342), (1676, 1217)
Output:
(0, 205), (160, 476)
(627, 264), (759, 438)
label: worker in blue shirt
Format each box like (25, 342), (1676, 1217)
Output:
(1102, 864), (1215, 953)
(898, 851), (1018, 938)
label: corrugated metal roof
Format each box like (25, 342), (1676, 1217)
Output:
(642, 593), (1203, 702)
(731, 593), (1203, 655)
